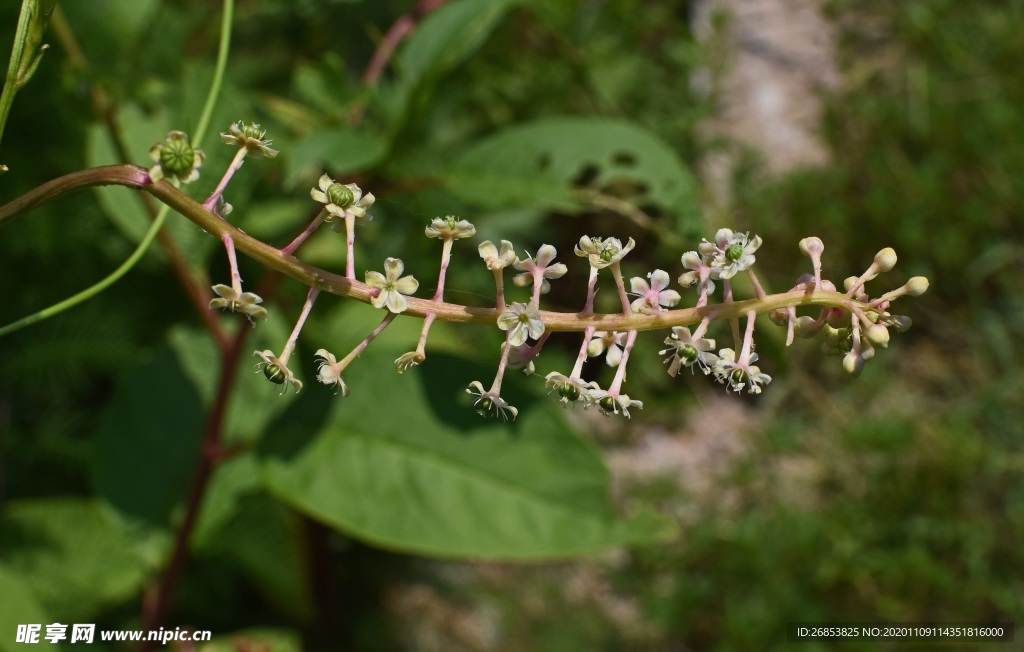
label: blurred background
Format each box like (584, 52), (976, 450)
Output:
(1, 0), (1022, 650)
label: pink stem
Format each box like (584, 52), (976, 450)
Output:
(723, 279), (741, 350)
(222, 233), (242, 294)
(608, 330), (638, 394)
(570, 267), (601, 377)
(203, 147), (249, 212)
(610, 262), (633, 315)
(339, 312), (397, 369)
(280, 288), (320, 363)
(488, 333), (514, 395)
(344, 214), (356, 280)
(746, 268), (767, 300)
(281, 210), (327, 256)
(737, 310), (756, 366)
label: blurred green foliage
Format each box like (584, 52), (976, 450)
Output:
(1, 0), (1022, 649)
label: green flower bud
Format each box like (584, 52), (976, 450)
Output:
(558, 384), (581, 402)
(327, 183), (355, 208)
(158, 132), (196, 175)
(263, 363), (286, 384)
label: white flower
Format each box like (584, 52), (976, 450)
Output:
(629, 270), (681, 313)
(678, 250), (716, 296)
(310, 174), (375, 223)
(698, 228), (762, 280)
(496, 302), (545, 347)
(209, 284), (268, 323)
(365, 257), (419, 313)
(590, 387), (644, 419)
(659, 326), (717, 376)
(512, 244), (568, 294)
(466, 380), (518, 421)
(478, 240), (516, 271)
(712, 348), (772, 394)
(395, 351), (425, 373)
(314, 349), (349, 396)
(425, 215), (476, 240)
(544, 372), (597, 408)
(574, 235), (636, 269)
(219, 121), (278, 158)
(253, 350), (302, 394)
(587, 331), (626, 367)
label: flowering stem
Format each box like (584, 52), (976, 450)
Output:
(723, 279), (741, 351)
(222, 233), (243, 295)
(203, 146), (249, 212)
(489, 334), (514, 395)
(746, 268), (767, 300)
(0, 165), (893, 334)
(281, 209), (327, 256)
(492, 269), (506, 312)
(344, 214), (356, 281)
(278, 288), (319, 364)
(609, 261), (633, 316)
(697, 268), (712, 308)
(608, 330), (638, 394)
(413, 238), (454, 355)
(737, 310), (757, 366)
(338, 312), (397, 370)
(571, 267), (601, 377)
(692, 313), (714, 341)
(433, 238), (454, 301)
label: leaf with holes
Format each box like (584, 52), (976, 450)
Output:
(445, 117), (700, 223)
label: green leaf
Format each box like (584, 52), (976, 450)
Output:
(196, 492), (313, 622)
(261, 349), (672, 560)
(92, 346), (204, 526)
(169, 314), (299, 446)
(398, 0), (521, 92)
(445, 117), (700, 220)
(0, 565), (48, 652)
(285, 128), (387, 189)
(85, 103), (168, 244)
(0, 499), (148, 621)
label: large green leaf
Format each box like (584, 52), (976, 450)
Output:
(0, 499), (148, 622)
(92, 346), (204, 526)
(169, 311), (300, 446)
(261, 349), (671, 560)
(445, 117), (700, 220)
(398, 0), (521, 92)
(284, 128), (387, 189)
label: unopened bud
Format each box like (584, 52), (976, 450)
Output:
(799, 237), (824, 257)
(905, 276), (929, 296)
(843, 276), (859, 291)
(874, 247), (897, 273)
(794, 316), (820, 338)
(843, 350), (864, 377)
(865, 323), (890, 348)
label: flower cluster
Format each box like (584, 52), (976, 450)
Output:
(184, 121), (928, 423)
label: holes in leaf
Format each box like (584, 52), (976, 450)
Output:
(611, 151), (637, 167)
(571, 164), (601, 188)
